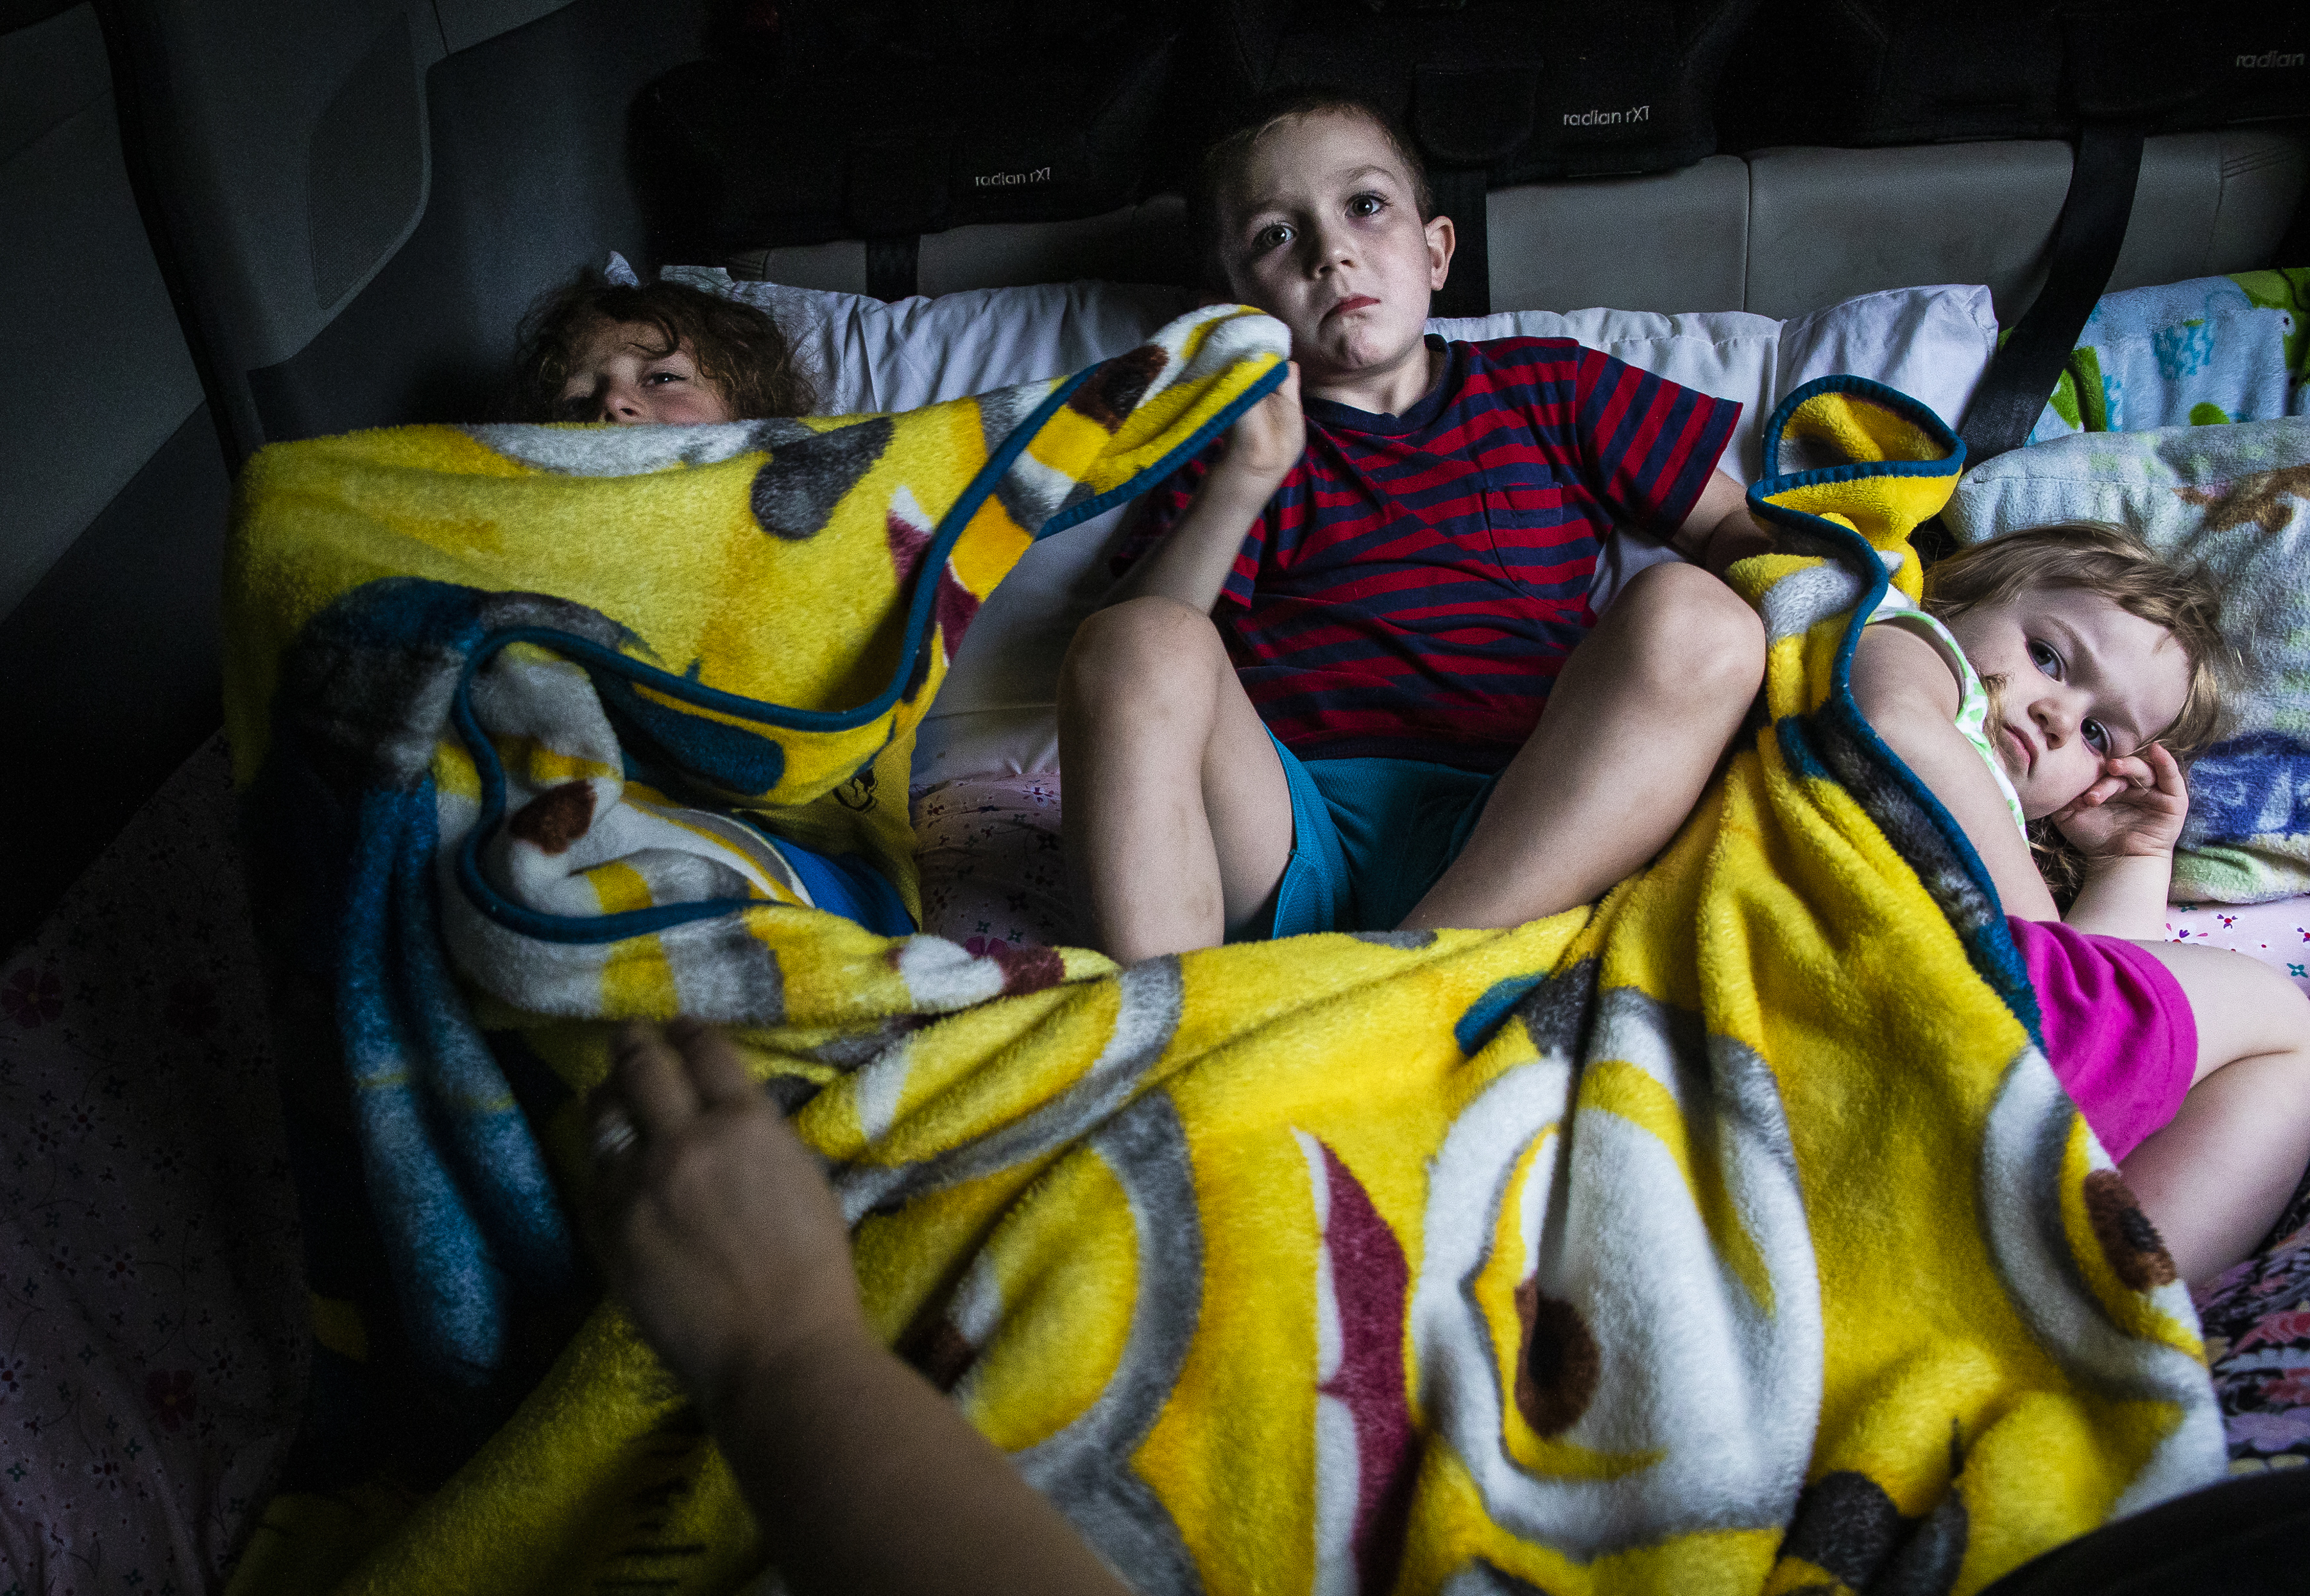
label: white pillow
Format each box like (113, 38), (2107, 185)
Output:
(644, 258), (1997, 782)
(1774, 284), (1996, 446)
(665, 255), (1990, 470)
(660, 261), (1197, 417)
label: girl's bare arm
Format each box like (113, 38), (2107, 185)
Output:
(2053, 743), (2187, 940)
(1672, 470), (1777, 576)
(1849, 624), (2061, 921)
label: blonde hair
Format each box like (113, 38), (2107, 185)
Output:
(1922, 521), (2232, 762)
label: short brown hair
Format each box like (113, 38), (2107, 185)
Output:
(1194, 88), (1433, 292)
(505, 273), (816, 422)
(1923, 520), (2232, 761)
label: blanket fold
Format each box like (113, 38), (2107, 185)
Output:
(227, 346), (2223, 1596)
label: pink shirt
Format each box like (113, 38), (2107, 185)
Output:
(2007, 917), (2196, 1160)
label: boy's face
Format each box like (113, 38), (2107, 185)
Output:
(556, 319), (735, 425)
(1215, 110), (1453, 393)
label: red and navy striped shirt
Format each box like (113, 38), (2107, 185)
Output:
(1118, 336), (1740, 771)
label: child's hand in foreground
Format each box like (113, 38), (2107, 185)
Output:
(2053, 740), (2190, 862)
(587, 1022), (1134, 1596)
(1213, 360), (1305, 491)
(588, 1019), (863, 1409)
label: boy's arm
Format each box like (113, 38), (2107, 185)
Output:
(1670, 470), (1777, 577)
(1103, 364), (1303, 613)
(1850, 624), (2062, 921)
(2055, 743), (2188, 940)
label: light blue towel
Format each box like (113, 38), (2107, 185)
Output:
(2028, 271), (2309, 445)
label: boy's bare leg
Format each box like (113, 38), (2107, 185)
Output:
(1058, 596), (1295, 962)
(2119, 942), (2310, 1285)
(1398, 562), (1765, 932)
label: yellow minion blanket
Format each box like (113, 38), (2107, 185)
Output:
(225, 340), (2225, 1596)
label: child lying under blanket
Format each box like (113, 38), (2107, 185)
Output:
(1854, 521), (2310, 1284)
(506, 270), (817, 424)
(1061, 89), (1777, 964)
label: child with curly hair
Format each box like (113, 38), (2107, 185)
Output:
(506, 271), (816, 424)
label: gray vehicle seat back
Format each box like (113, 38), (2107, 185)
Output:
(731, 128), (2307, 321)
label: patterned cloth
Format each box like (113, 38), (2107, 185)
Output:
(221, 309), (1287, 1594)
(911, 774), (1075, 952)
(2027, 269), (2310, 445)
(2167, 897), (2310, 996)
(2197, 1166), (2310, 1473)
(912, 776), (2310, 1481)
(1945, 417), (2310, 904)
(0, 734), (305, 1594)
(1118, 335), (1740, 770)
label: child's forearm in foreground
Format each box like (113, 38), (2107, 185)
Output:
(1103, 465), (1282, 613)
(2051, 743), (2190, 941)
(588, 1021), (1132, 1596)
(712, 1329), (1133, 1596)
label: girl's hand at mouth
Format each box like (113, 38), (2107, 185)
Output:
(2054, 741), (2190, 862)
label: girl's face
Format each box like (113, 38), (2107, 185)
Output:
(1942, 583), (2193, 819)
(556, 319), (735, 425)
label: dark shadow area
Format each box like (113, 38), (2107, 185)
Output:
(0, 403), (230, 955)
(1976, 1467), (2310, 1595)
(247, 0), (712, 442)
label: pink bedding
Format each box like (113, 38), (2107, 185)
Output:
(2168, 898), (2310, 996)
(1, 737), (305, 1593)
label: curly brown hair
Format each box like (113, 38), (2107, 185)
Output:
(505, 273), (816, 422)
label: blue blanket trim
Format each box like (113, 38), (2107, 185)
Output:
(337, 783), (576, 1386)
(1750, 376), (2045, 1048)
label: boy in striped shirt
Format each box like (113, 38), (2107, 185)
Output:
(1060, 91), (1774, 961)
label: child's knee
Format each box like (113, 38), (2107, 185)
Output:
(1060, 597), (1226, 707)
(1616, 563), (1765, 693)
(2176, 946), (2310, 1078)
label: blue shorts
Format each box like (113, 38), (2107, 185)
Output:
(1247, 729), (1502, 939)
